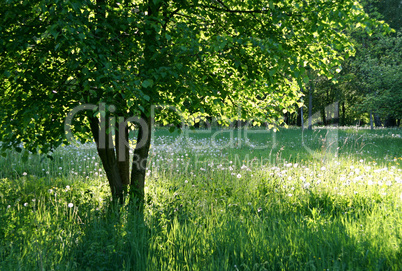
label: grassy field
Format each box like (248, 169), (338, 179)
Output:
(1, 127), (402, 270)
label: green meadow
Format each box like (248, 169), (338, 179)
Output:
(1, 127), (402, 270)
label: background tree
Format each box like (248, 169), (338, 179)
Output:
(0, 0), (380, 204)
(297, 0), (400, 128)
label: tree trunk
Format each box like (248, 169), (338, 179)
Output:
(374, 113), (382, 127)
(321, 107), (326, 126)
(341, 101), (346, 126)
(308, 85), (313, 130)
(130, 111), (152, 205)
(89, 115), (125, 203)
(128, 1), (160, 205)
(116, 120), (130, 186)
(300, 105), (304, 130)
(370, 110), (374, 130)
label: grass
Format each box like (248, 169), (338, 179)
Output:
(1, 127), (402, 270)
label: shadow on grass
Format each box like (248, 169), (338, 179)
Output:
(72, 201), (148, 271)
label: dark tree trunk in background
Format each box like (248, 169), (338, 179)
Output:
(370, 110), (374, 130)
(374, 113), (382, 127)
(297, 108), (302, 126)
(341, 102), (346, 126)
(300, 106), (304, 129)
(321, 107), (326, 126)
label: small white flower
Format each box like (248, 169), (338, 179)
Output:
(320, 166), (326, 171)
(23, 172), (27, 176)
(59, 167), (62, 170)
(303, 182), (310, 189)
(237, 174), (242, 179)
(185, 180), (188, 183)
(68, 203), (74, 208)
(257, 207), (262, 212)
(65, 185), (70, 190)
(287, 193), (293, 197)
(24, 202), (28, 207)
(7, 205), (11, 209)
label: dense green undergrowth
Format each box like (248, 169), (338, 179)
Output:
(1, 127), (402, 270)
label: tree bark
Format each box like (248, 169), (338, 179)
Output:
(89, 116), (124, 203)
(130, 111), (152, 205)
(321, 106), (326, 126)
(341, 101), (345, 126)
(116, 121), (130, 186)
(308, 85), (313, 130)
(300, 105), (304, 129)
(370, 110), (374, 130)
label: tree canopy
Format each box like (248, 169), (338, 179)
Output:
(0, 0), (380, 201)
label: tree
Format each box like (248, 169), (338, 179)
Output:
(0, 0), (379, 204)
(356, 33), (402, 124)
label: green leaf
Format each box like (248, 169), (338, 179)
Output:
(142, 79), (154, 88)
(269, 1), (274, 10)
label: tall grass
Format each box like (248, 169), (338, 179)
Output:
(1, 127), (401, 270)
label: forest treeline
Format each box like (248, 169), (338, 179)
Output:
(285, 0), (401, 128)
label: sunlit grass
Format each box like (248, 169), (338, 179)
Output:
(1, 127), (401, 270)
